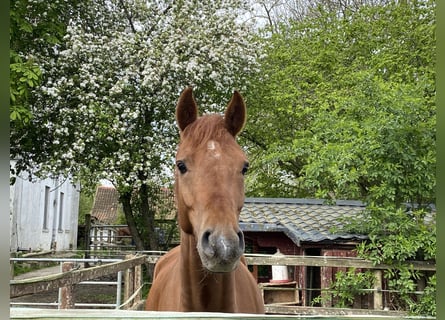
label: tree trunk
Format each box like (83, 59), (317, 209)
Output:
(120, 192), (145, 251)
(139, 184), (159, 280)
(139, 183), (159, 251)
(119, 185), (159, 280)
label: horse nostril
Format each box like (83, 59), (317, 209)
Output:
(201, 230), (215, 257)
(202, 230), (211, 245)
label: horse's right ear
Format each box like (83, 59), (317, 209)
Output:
(176, 87), (198, 131)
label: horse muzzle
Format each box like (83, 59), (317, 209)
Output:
(198, 228), (245, 273)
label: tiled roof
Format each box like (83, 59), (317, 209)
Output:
(239, 198), (368, 246)
(90, 186), (177, 224)
(91, 186), (120, 224)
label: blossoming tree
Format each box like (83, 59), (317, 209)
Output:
(11, 0), (261, 251)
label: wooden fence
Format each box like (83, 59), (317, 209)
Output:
(242, 253), (435, 315)
(10, 252), (435, 316)
(10, 254), (146, 310)
(146, 253), (434, 315)
(83, 223), (136, 251)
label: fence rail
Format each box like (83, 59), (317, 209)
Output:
(10, 254), (146, 310)
(245, 253), (436, 270)
(10, 252), (435, 314)
(143, 251), (435, 270)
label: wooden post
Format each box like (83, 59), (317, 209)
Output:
(417, 276), (426, 293)
(10, 252), (16, 280)
(251, 243), (259, 282)
(320, 266), (332, 307)
(373, 270), (383, 310)
(134, 264), (142, 304)
(98, 229), (102, 250)
(122, 254), (143, 309)
(123, 255), (135, 309)
(84, 214), (91, 268)
(107, 228), (112, 250)
(59, 262), (75, 309)
(93, 227), (97, 251)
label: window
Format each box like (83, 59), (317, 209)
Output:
(43, 186), (50, 230)
(58, 192), (64, 231)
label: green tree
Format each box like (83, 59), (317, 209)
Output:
(243, 0), (435, 315)
(9, 0), (86, 126)
(244, 1), (435, 204)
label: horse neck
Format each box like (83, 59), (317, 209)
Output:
(179, 231), (237, 312)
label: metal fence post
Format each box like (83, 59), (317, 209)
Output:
(116, 271), (122, 309)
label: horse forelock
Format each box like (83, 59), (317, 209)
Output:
(180, 114), (234, 149)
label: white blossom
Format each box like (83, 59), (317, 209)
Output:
(26, 0), (262, 190)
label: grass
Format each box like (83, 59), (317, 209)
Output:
(12, 261), (59, 277)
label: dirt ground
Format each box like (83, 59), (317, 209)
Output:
(11, 265), (121, 309)
(11, 283), (118, 309)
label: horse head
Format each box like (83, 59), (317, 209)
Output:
(174, 87), (248, 273)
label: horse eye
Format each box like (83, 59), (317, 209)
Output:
(176, 161), (187, 174)
(241, 162), (249, 175)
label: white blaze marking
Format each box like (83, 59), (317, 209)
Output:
(208, 140), (216, 150)
(207, 140), (221, 158)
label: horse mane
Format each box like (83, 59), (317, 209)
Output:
(180, 114), (233, 148)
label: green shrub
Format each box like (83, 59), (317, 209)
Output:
(312, 268), (375, 308)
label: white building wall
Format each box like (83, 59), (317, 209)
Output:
(10, 167), (80, 252)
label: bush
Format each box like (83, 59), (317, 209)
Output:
(312, 268), (375, 308)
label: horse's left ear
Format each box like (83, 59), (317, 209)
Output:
(176, 87), (198, 132)
(224, 91), (246, 137)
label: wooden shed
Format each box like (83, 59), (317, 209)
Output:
(239, 197), (368, 307)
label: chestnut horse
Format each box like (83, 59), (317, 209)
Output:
(145, 87), (264, 313)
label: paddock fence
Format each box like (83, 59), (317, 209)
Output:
(10, 254), (146, 310)
(10, 252), (435, 317)
(242, 253), (435, 316)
